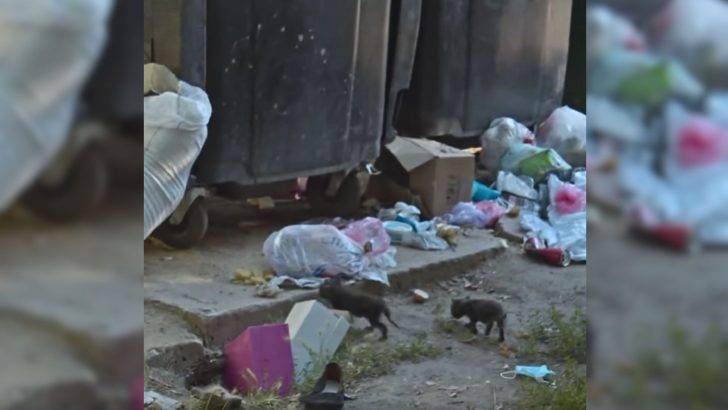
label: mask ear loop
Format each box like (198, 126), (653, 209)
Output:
(500, 370), (517, 380)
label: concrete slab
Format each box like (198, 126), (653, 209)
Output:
(144, 304), (205, 374)
(0, 278), (143, 385)
(495, 215), (526, 243)
(0, 317), (102, 410)
(145, 227), (507, 349)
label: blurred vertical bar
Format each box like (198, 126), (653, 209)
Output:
(0, 0), (143, 409)
(588, 0), (728, 409)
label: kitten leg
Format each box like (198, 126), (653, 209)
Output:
(485, 322), (493, 336)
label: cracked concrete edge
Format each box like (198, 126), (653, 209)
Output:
(0, 306), (142, 387)
(145, 241), (509, 362)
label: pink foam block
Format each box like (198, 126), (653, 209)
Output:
(134, 376), (143, 410)
(223, 323), (294, 396)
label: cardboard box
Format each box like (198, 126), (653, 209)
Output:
(286, 300), (349, 384)
(383, 137), (475, 217)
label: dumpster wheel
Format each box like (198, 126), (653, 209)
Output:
(307, 172), (362, 217)
(21, 145), (108, 222)
(153, 198), (209, 249)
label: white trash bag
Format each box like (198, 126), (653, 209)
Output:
(0, 0), (114, 212)
(263, 225), (393, 285)
(480, 118), (533, 182)
(537, 106), (586, 168)
(143, 64), (211, 238)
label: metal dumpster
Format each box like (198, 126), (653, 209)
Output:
(144, 0), (421, 247)
(394, 0), (574, 138)
(145, 0), (420, 184)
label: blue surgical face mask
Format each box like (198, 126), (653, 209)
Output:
(501, 365), (555, 383)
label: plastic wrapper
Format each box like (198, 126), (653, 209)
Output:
(263, 225), (393, 285)
(480, 118), (534, 181)
(0, 0), (114, 212)
(589, 49), (704, 102)
(518, 149), (572, 183)
(342, 217), (391, 256)
(143, 71), (212, 238)
(444, 201), (503, 228)
(537, 106), (587, 167)
(496, 171), (538, 200)
(500, 143), (544, 175)
(586, 95), (646, 143)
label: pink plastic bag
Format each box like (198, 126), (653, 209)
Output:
(342, 217), (391, 255)
(474, 201), (506, 227)
(677, 117), (728, 167)
(554, 184), (587, 214)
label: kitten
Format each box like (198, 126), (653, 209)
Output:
(451, 297), (506, 342)
(318, 278), (400, 340)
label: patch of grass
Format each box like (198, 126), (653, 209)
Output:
(333, 333), (442, 385)
(518, 306), (587, 363)
(517, 359), (586, 410)
(614, 323), (728, 409)
(434, 317), (461, 334)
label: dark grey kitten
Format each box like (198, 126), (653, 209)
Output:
(451, 297), (506, 342)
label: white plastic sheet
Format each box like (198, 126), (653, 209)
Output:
(263, 225), (393, 285)
(0, 0), (113, 212)
(143, 75), (211, 238)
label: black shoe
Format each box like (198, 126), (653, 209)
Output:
(300, 363), (347, 410)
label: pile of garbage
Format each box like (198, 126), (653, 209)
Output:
(464, 105), (587, 267)
(587, 0), (728, 251)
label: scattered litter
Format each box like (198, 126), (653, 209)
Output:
(246, 196), (276, 210)
(232, 268), (274, 286)
(412, 289), (429, 303)
(255, 283), (282, 298)
(343, 217), (391, 256)
(471, 180), (500, 202)
(190, 385), (242, 410)
(444, 201), (504, 228)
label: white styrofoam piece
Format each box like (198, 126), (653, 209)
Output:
(285, 300), (350, 383)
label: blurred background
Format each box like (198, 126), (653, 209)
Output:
(587, 0), (728, 409)
(0, 0), (142, 409)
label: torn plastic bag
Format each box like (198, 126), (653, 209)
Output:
(143, 68), (211, 238)
(480, 118), (533, 181)
(263, 225), (393, 285)
(537, 106), (586, 168)
(500, 143), (544, 175)
(444, 202), (503, 228)
(586, 95), (646, 143)
(496, 171), (538, 201)
(543, 175), (587, 261)
(0, 0), (114, 212)
(342, 217), (391, 256)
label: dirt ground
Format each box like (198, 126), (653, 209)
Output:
(337, 248), (586, 410)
